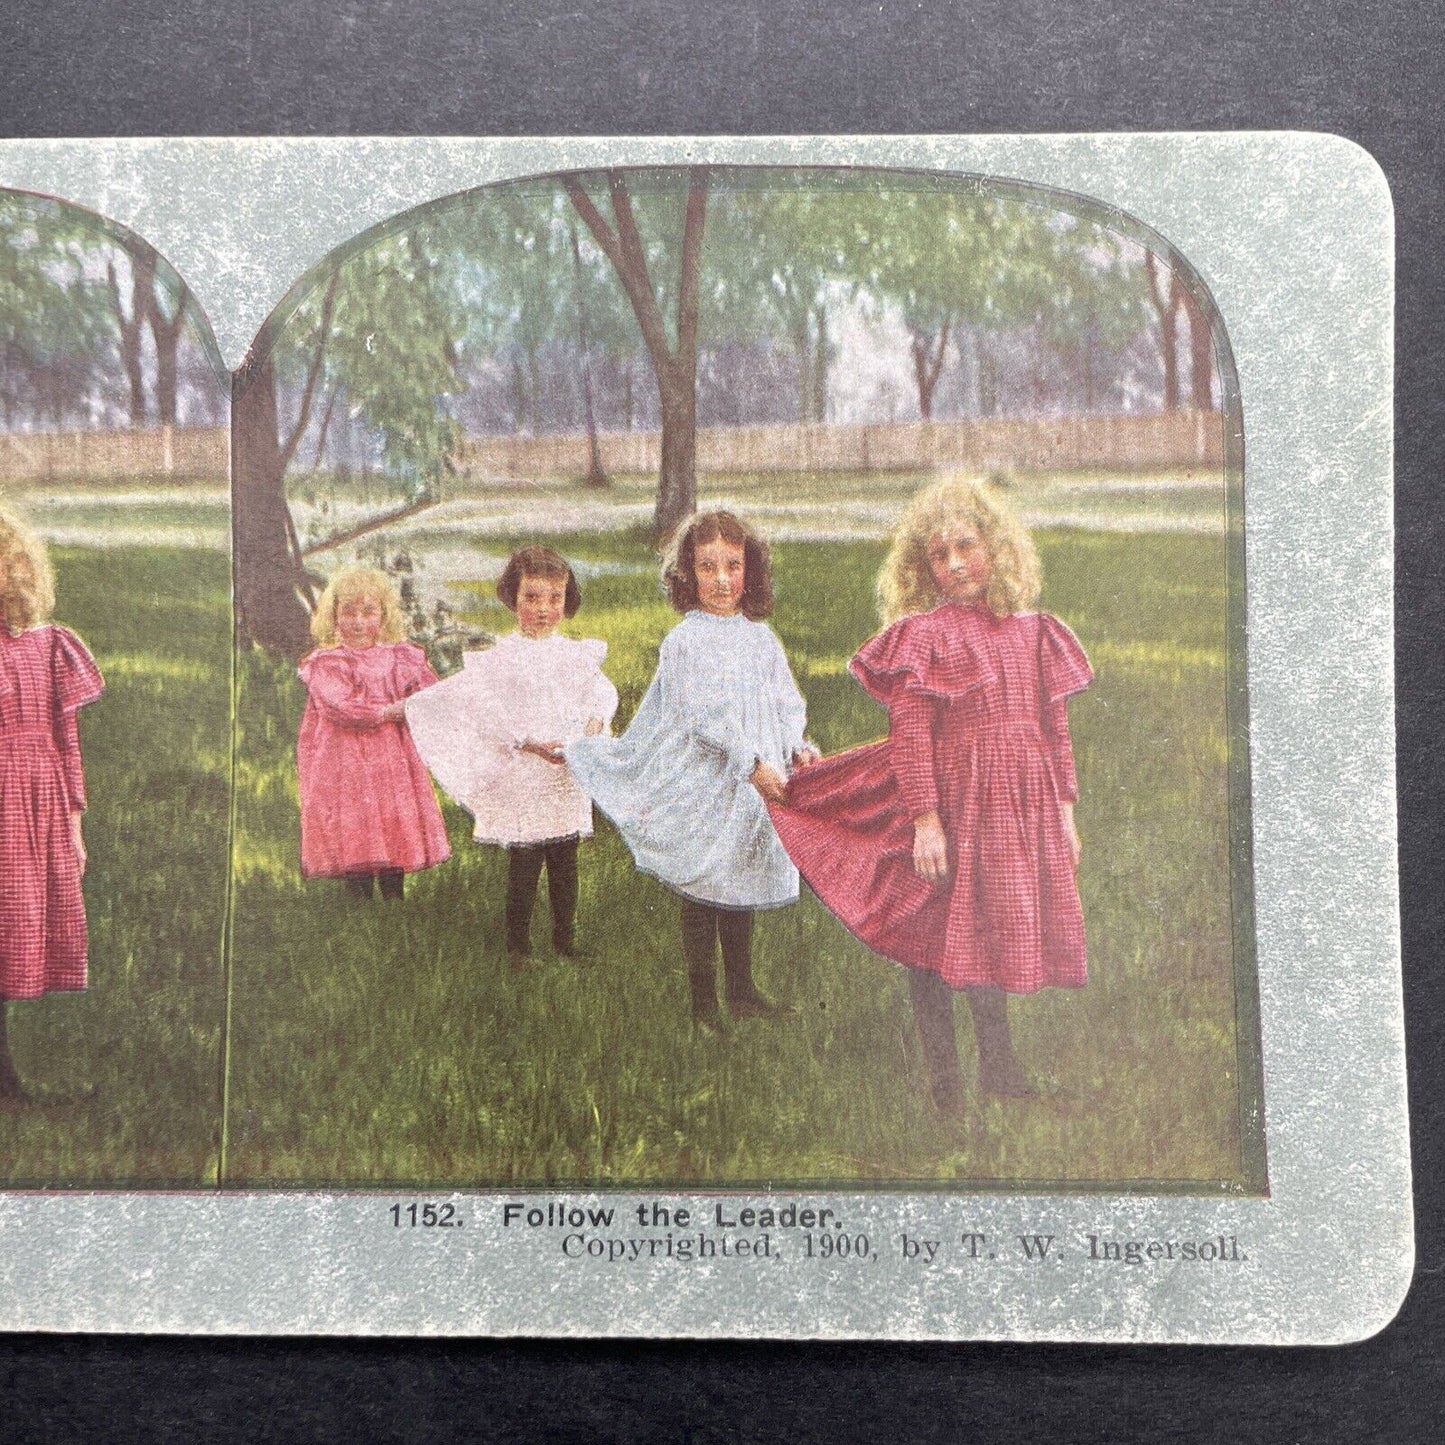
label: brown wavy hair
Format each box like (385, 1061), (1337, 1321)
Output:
(661, 510), (774, 620)
(497, 545), (581, 618)
(0, 507), (56, 634)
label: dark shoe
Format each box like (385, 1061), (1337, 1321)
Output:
(687, 960), (725, 1035)
(508, 949), (534, 975)
(692, 1008), (728, 1039)
(978, 1054), (1038, 1099)
(929, 1073), (967, 1119)
(728, 991), (795, 1021)
(553, 937), (594, 967)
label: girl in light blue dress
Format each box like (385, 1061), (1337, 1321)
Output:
(566, 511), (817, 1033)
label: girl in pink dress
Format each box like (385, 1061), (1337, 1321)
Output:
(771, 480), (1093, 1117)
(297, 566), (450, 900)
(0, 509), (104, 1104)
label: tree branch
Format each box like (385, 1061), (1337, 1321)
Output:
(563, 172), (675, 384)
(925, 313), (952, 393)
(147, 276), (189, 347)
(278, 270), (340, 473)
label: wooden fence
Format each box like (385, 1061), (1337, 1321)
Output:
(0, 411), (1222, 488)
(0, 425), (229, 483)
(454, 411), (1223, 484)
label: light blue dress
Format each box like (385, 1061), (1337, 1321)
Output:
(566, 610), (809, 910)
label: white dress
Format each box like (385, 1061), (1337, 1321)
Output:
(565, 610), (808, 910)
(405, 633), (619, 847)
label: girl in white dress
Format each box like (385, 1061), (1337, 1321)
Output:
(567, 512), (817, 1033)
(406, 547), (618, 970)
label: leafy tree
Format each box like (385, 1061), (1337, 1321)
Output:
(843, 187), (1061, 421)
(234, 230), (464, 655)
(1032, 218), (1155, 413)
(0, 195), (114, 428)
(711, 178), (849, 423)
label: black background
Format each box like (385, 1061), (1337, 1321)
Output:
(1, 2), (1440, 1439)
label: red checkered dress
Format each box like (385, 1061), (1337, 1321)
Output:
(771, 605), (1092, 993)
(297, 643), (451, 879)
(0, 626), (104, 1000)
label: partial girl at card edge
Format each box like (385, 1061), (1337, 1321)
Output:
(0, 508), (104, 1102)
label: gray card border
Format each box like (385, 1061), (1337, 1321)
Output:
(0, 133), (1407, 1342)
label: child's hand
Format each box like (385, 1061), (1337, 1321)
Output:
(382, 701), (407, 723)
(791, 744), (822, 769)
(69, 812), (87, 877)
(584, 718), (604, 737)
(912, 812), (949, 883)
(1062, 802), (1081, 872)
(750, 759), (789, 805)
(520, 740), (567, 765)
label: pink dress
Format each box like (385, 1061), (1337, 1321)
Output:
(297, 643), (451, 878)
(0, 626), (104, 1000)
(771, 605), (1092, 993)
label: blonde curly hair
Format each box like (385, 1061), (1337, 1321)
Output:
(0, 507), (57, 635)
(309, 565), (407, 648)
(877, 477), (1041, 624)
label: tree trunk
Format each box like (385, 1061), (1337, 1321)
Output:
(569, 220), (609, 488)
(108, 249), (153, 425)
(788, 305), (813, 425)
(1160, 305), (1180, 412)
(1145, 251), (1182, 413)
(563, 166), (709, 540)
(910, 316), (951, 422)
(148, 280), (189, 426)
(811, 302), (829, 423)
(655, 359), (698, 539)
(1082, 317), (1098, 413)
(510, 355), (528, 433)
(232, 350), (314, 657)
(1184, 288), (1216, 410)
(978, 337), (998, 419)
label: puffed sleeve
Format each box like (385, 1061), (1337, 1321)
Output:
(298, 650), (390, 729)
(49, 627), (104, 811)
(850, 615), (986, 818)
(585, 652), (620, 735)
(1038, 615), (1093, 803)
(849, 614), (990, 707)
(393, 642), (440, 698)
(661, 627), (757, 780)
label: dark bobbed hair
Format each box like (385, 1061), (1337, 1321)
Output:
(661, 510), (774, 620)
(497, 545), (582, 618)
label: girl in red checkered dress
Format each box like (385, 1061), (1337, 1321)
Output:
(297, 566), (450, 901)
(771, 480), (1092, 1117)
(0, 509), (104, 1103)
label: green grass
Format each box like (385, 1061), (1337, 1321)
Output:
(226, 527), (1260, 1191)
(0, 547), (231, 1186)
(0, 526), (1257, 1191)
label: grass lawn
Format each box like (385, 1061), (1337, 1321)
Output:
(0, 546), (231, 1186)
(224, 526), (1263, 1192)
